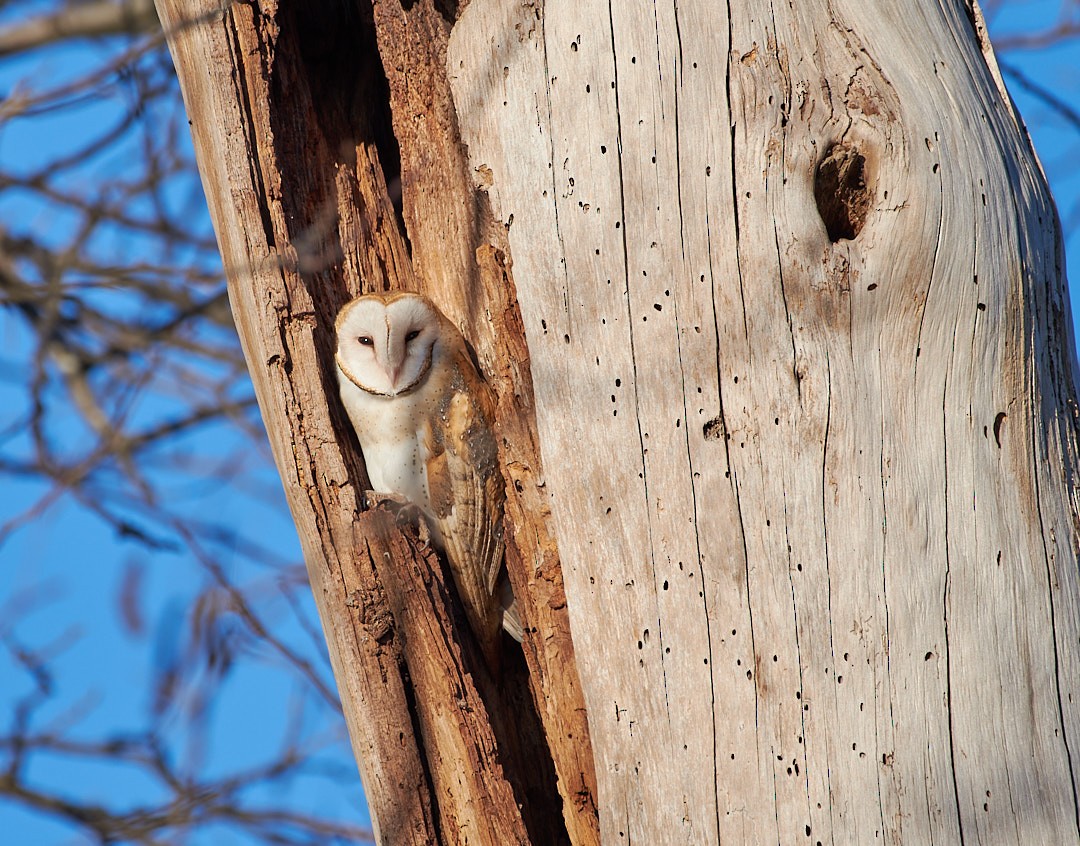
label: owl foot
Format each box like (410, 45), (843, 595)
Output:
(364, 491), (430, 546)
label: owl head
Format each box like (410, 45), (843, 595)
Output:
(335, 293), (442, 397)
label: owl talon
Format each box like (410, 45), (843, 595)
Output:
(365, 490), (428, 537)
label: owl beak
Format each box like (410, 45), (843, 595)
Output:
(387, 364), (402, 392)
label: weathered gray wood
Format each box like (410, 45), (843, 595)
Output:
(449, 0), (1080, 842)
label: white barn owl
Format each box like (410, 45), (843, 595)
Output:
(335, 292), (516, 667)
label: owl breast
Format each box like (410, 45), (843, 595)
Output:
(338, 377), (436, 513)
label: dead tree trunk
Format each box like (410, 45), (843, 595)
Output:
(156, 1), (596, 844)
(160, 0), (1080, 843)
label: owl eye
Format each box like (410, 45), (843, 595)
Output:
(404, 330), (420, 343)
(357, 336), (373, 346)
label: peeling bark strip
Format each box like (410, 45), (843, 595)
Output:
(156, 0), (597, 844)
(450, 0), (1080, 844)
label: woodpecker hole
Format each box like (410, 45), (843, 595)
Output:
(703, 416), (725, 441)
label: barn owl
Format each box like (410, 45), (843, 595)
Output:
(335, 292), (517, 668)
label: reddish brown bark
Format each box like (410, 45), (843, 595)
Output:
(156, 0), (599, 842)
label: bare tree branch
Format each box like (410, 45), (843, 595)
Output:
(0, 0), (159, 57)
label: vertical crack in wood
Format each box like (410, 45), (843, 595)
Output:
(940, 358), (966, 844)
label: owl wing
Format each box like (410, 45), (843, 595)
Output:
(423, 349), (506, 665)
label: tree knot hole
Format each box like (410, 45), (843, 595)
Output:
(814, 143), (872, 242)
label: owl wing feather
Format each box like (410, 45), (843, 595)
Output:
(423, 347), (506, 665)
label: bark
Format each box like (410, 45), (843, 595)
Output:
(156, 0), (596, 844)
(159, 0), (1080, 843)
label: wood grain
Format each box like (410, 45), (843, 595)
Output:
(449, 0), (1080, 843)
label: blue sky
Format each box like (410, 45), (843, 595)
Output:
(1, 2), (1078, 844)
(0, 24), (370, 846)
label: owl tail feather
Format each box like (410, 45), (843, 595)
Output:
(499, 577), (523, 643)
